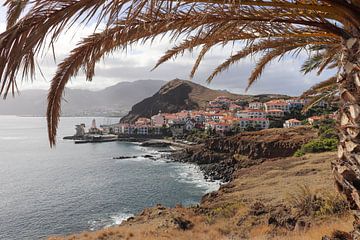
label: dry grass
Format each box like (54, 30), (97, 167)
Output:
(249, 217), (353, 240)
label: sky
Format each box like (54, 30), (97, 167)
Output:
(0, 5), (335, 96)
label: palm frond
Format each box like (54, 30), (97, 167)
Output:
(301, 76), (337, 98)
(301, 76), (338, 112)
(4, 0), (30, 29)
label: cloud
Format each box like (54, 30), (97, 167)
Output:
(0, 6), (335, 96)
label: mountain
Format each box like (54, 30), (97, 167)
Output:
(121, 79), (288, 123)
(0, 80), (165, 117)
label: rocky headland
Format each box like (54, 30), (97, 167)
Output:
(168, 126), (317, 182)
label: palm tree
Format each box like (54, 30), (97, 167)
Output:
(0, 0), (359, 236)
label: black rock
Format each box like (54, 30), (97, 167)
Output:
(113, 156), (137, 160)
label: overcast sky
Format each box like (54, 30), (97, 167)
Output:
(0, 6), (335, 96)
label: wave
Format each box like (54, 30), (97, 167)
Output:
(106, 213), (134, 228)
(88, 212), (134, 231)
(172, 163), (220, 194)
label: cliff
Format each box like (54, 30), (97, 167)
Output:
(169, 126), (318, 182)
(206, 126), (317, 160)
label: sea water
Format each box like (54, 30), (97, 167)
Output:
(0, 116), (219, 240)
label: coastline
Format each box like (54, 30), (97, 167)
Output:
(125, 138), (235, 183)
(107, 140), (222, 224)
(50, 127), (353, 240)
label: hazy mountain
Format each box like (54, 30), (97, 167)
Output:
(0, 80), (165, 117)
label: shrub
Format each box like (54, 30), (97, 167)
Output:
(320, 128), (338, 139)
(288, 185), (323, 217)
(302, 138), (338, 153)
(293, 149), (305, 157)
(294, 137), (338, 157)
(288, 185), (349, 218)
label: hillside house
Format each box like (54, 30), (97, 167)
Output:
(229, 103), (242, 112)
(236, 109), (266, 119)
(248, 102), (264, 109)
(264, 100), (290, 112)
(308, 116), (323, 125)
(283, 119), (302, 128)
(237, 118), (270, 130)
(266, 109), (285, 118)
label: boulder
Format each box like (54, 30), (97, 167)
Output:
(172, 217), (194, 230)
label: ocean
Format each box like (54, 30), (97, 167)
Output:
(0, 116), (219, 240)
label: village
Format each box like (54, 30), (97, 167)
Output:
(73, 96), (336, 140)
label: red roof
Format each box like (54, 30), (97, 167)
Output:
(239, 118), (269, 121)
(239, 109), (265, 113)
(266, 109), (284, 112)
(265, 100), (288, 106)
(308, 116), (323, 120)
(287, 119), (301, 123)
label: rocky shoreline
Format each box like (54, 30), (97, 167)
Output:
(116, 126), (318, 183)
(166, 147), (237, 182)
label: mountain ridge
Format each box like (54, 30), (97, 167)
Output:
(0, 80), (165, 117)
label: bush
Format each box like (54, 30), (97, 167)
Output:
(302, 138), (338, 153)
(293, 149), (305, 157)
(320, 128), (338, 139)
(294, 137), (338, 157)
(288, 185), (349, 218)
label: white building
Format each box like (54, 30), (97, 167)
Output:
(249, 102), (264, 109)
(266, 109), (285, 118)
(236, 109), (266, 119)
(209, 113), (225, 122)
(237, 118), (269, 130)
(307, 116), (323, 125)
(75, 124), (86, 137)
(136, 125), (149, 135)
(286, 98), (306, 109)
(119, 124), (136, 135)
(264, 100), (290, 112)
(229, 103), (242, 112)
(205, 122), (232, 134)
(283, 119), (302, 128)
(184, 119), (196, 131)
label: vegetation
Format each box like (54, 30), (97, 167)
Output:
(302, 138), (338, 153)
(294, 119), (338, 156)
(288, 185), (349, 218)
(185, 129), (213, 143)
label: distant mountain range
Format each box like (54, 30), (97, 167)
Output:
(0, 80), (165, 117)
(121, 79), (289, 123)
